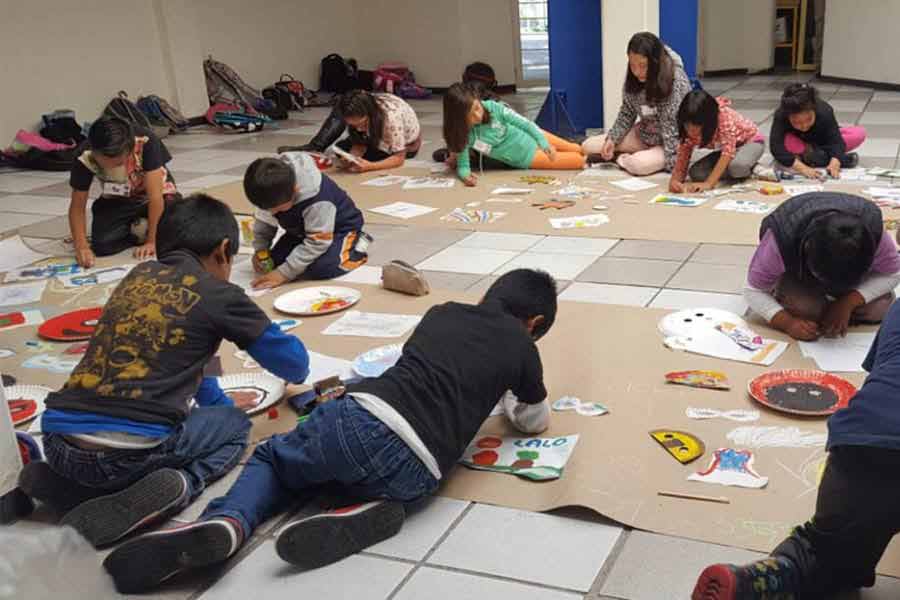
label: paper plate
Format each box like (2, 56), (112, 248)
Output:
(218, 373), (285, 416)
(38, 307), (103, 342)
(748, 369), (856, 416)
(5, 385), (51, 426)
(352, 344), (403, 378)
(658, 308), (747, 339)
(274, 286), (361, 316)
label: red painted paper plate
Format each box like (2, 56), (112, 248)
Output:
(748, 369), (856, 416)
(38, 307), (103, 342)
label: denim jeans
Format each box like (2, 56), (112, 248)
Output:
(43, 406), (250, 501)
(203, 396), (439, 537)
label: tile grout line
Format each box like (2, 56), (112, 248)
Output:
(582, 527), (632, 599)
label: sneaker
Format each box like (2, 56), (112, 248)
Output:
(692, 558), (797, 600)
(60, 468), (188, 547)
(275, 500), (404, 569)
(752, 164), (779, 182)
(585, 153), (609, 165)
(844, 152), (859, 169)
(103, 517), (242, 594)
(18, 461), (106, 515)
(432, 148), (449, 163)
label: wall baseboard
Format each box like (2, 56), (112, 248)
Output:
(700, 68), (749, 77)
(817, 75), (900, 92)
(427, 84), (518, 95)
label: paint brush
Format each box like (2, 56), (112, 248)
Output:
(657, 490), (730, 504)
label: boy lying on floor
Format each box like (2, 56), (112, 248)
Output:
(103, 268), (557, 593)
(19, 194), (310, 548)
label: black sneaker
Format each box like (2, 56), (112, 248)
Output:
(843, 152), (859, 169)
(275, 501), (404, 569)
(692, 558), (798, 600)
(60, 468), (188, 547)
(103, 518), (242, 594)
(18, 461), (106, 514)
(432, 148), (450, 163)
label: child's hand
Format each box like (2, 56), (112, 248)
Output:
(827, 158), (841, 179)
(600, 138), (615, 160)
(685, 181), (712, 193)
(796, 163), (821, 180)
(822, 293), (864, 337)
(669, 179), (685, 193)
(75, 245), (96, 268)
(774, 313), (820, 341)
(252, 270), (289, 290)
(447, 153), (458, 169)
(349, 158), (374, 173)
(133, 242), (156, 261)
(544, 146), (558, 162)
(462, 174), (478, 187)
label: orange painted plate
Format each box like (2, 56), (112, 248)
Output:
(748, 369), (856, 416)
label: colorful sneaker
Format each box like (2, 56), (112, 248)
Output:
(18, 460), (106, 514)
(692, 558), (798, 600)
(60, 468), (188, 547)
(275, 500), (404, 569)
(103, 517), (243, 593)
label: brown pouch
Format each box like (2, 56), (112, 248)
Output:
(381, 260), (430, 296)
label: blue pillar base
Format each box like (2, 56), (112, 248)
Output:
(535, 90), (579, 139)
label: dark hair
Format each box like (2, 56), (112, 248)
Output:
(482, 269), (558, 340)
(88, 117), (134, 157)
(624, 32), (674, 103)
(243, 157), (296, 209)
(803, 213), (876, 290)
(443, 82), (490, 153)
(463, 62), (497, 89)
(780, 83), (818, 116)
(337, 90), (385, 150)
(156, 193), (239, 259)
(677, 90), (719, 147)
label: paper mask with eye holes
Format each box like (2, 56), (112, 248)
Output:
(657, 308), (748, 339)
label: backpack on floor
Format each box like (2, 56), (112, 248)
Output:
(203, 56), (264, 113)
(373, 62), (431, 99)
(274, 74), (308, 109)
(2, 130), (82, 171)
(205, 103), (271, 133)
(102, 92), (169, 138)
(320, 53), (359, 93)
(261, 85), (293, 119)
(137, 95), (190, 133)
(40, 110), (86, 146)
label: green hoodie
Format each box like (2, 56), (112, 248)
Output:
(457, 100), (550, 179)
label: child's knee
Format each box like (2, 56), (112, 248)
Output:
(581, 135), (607, 155)
(617, 152), (662, 176)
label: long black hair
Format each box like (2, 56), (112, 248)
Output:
(677, 90), (719, 147)
(780, 83), (818, 116)
(443, 82), (490, 153)
(624, 32), (674, 103)
(803, 211), (876, 290)
(337, 90), (385, 149)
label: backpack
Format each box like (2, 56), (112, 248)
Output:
(203, 56), (265, 114)
(40, 111), (86, 146)
(102, 91), (169, 138)
(374, 62), (431, 99)
(261, 86), (293, 119)
(205, 103), (271, 133)
(2, 130), (82, 172)
(137, 95), (190, 132)
(274, 74), (308, 109)
(320, 54), (359, 93)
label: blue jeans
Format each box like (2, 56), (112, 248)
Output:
(43, 406), (250, 501)
(203, 396), (438, 537)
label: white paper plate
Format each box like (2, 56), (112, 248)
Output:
(217, 373), (285, 415)
(657, 307), (748, 339)
(5, 385), (51, 426)
(352, 344), (403, 378)
(274, 286), (362, 316)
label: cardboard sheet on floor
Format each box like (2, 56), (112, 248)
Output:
(203, 170), (884, 246)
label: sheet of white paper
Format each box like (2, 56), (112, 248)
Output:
(322, 311), (421, 338)
(665, 329), (788, 366)
(837, 168), (876, 182)
(713, 199), (774, 214)
(610, 177), (659, 192)
(306, 350), (355, 382)
(863, 187), (900, 198)
(491, 187), (534, 195)
(0, 236), (50, 274)
(402, 177), (456, 190)
(784, 184), (824, 196)
(361, 175), (409, 187)
(403, 159), (441, 170)
(57, 265), (134, 288)
(369, 202), (438, 220)
(0, 280), (47, 308)
(229, 260), (271, 298)
(798, 332), (876, 372)
(549, 214), (610, 229)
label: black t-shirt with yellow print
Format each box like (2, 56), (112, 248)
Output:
(45, 250), (270, 426)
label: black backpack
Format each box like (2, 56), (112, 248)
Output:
(102, 91), (169, 137)
(320, 54), (359, 93)
(262, 86), (293, 119)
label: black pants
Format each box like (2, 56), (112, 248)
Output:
(336, 130), (419, 162)
(800, 146), (858, 168)
(772, 445), (900, 597)
(90, 193), (180, 257)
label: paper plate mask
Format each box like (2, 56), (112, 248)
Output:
(658, 308), (747, 339)
(748, 369), (856, 416)
(665, 370), (731, 390)
(38, 307), (103, 342)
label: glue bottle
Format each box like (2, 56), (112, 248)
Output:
(255, 249), (274, 273)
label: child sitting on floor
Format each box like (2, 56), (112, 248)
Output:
(669, 90), (764, 193)
(244, 152), (368, 290)
(443, 82), (585, 187)
(18, 194), (310, 548)
(744, 191), (900, 341)
(692, 298), (900, 599)
(102, 269), (557, 593)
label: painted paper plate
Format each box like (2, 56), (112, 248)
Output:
(274, 286), (361, 316)
(38, 307), (103, 342)
(748, 369), (857, 416)
(352, 344), (403, 378)
(5, 385), (51, 426)
(218, 373), (285, 416)
(658, 308), (747, 339)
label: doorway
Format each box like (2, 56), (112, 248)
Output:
(513, 0), (550, 87)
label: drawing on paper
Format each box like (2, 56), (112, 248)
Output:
(441, 208), (506, 224)
(532, 200), (576, 211)
(726, 426), (827, 449)
(665, 370), (730, 390)
(401, 176), (456, 190)
(460, 434), (579, 481)
(519, 175), (560, 185)
(0, 309), (44, 332)
(649, 429), (705, 464)
(688, 448), (769, 489)
(649, 194), (708, 207)
(548, 214), (610, 229)
(686, 407), (760, 422)
(551, 396), (608, 416)
(22, 353), (80, 374)
(4, 260), (81, 283)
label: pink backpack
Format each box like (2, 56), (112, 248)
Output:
(373, 62), (431, 99)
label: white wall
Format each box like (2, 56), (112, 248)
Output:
(601, 0), (659, 130)
(699, 0), (775, 74)
(822, 0), (900, 85)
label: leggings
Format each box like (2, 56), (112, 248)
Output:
(688, 141), (765, 182)
(529, 132), (585, 170)
(783, 126), (866, 166)
(582, 125), (666, 175)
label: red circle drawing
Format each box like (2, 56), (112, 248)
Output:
(511, 459), (534, 469)
(472, 450), (499, 466)
(748, 369), (856, 416)
(475, 436), (503, 449)
(38, 307), (103, 342)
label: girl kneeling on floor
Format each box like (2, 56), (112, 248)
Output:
(669, 90), (765, 193)
(443, 82), (585, 187)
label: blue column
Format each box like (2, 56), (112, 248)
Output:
(659, 0), (699, 82)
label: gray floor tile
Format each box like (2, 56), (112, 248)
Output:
(667, 262), (747, 294)
(859, 156), (898, 169)
(366, 240), (446, 267)
(0, 211), (57, 234)
(420, 270), (485, 292)
(387, 227), (472, 247)
(576, 256), (682, 287)
(16, 215), (71, 239)
(860, 111), (900, 126)
(608, 240), (697, 262)
(834, 111), (862, 125)
(394, 567), (582, 600)
(857, 137), (900, 158)
(367, 497), (469, 561)
(832, 90), (875, 100)
(213, 134), (310, 153)
(860, 124), (900, 138)
(690, 243), (755, 266)
(829, 98), (869, 112)
(648, 289), (748, 314)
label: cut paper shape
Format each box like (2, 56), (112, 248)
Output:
(234, 349), (259, 369)
(38, 307), (102, 342)
(228, 259), (271, 298)
(486, 197), (524, 204)
(658, 308), (747, 338)
(726, 426), (826, 449)
(519, 175), (561, 185)
(322, 311), (421, 338)
(237, 215), (256, 253)
(552, 396), (581, 411)
(491, 187), (534, 195)
(549, 214), (610, 229)
(665, 370), (730, 390)
(836, 168), (875, 182)
(688, 448), (768, 489)
(686, 407), (760, 422)
(274, 318), (301, 333)
(274, 286), (361, 316)
(551, 396), (608, 416)
(4, 260), (81, 283)
(401, 176), (455, 190)
(218, 373), (285, 415)
(4, 385), (51, 426)
(25, 340), (55, 353)
(0, 280), (48, 308)
(57, 265), (133, 288)
(64, 342), (90, 355)
(352, 343), (403, 378)
(784, 184), (824, 196)
(798, 332), (875, 373)
(306, 351), (355, 383)
(649, 194), (708, 207)
(369, 202), (438, 220)
(361, 175), (409, 187)
(460, 434), (579, 481)
(0, 309), (44, 332)
(552, 184), (601, 200)
(532, 200), (576, 210)
(441, 208), (506, 224)
(0, 235), (50, 274)
(665, 332), (787, 366)
(610, 177), (658, 192)
(23, 354), (80, 374)
(0, 349), (15, 359)
(649, 429), (705, 464)
(748, 369), (856, 416)
(715, 321), (765, 351)
(713, 199), (774, 214)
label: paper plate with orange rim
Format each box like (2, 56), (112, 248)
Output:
(273, 286), (361, 316)
(748, 369), (856, 416)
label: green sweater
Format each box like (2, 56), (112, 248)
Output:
(457, 100), (550, 179)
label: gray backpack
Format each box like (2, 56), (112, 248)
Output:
(203, 56), (265, 114)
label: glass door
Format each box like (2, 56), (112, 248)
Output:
(513, 0), (550, 87)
